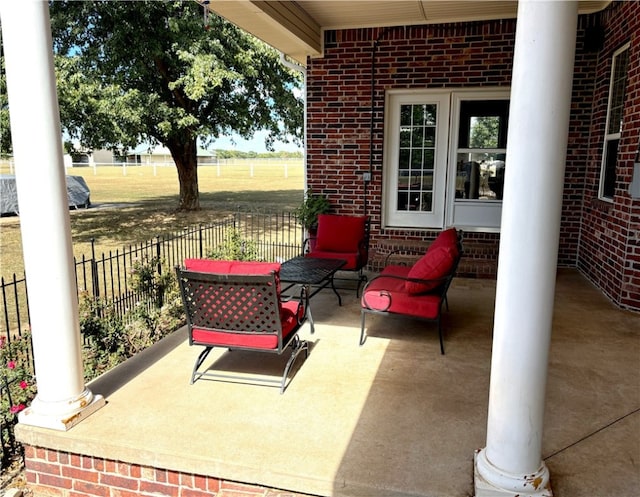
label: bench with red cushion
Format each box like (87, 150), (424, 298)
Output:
(360, 228), (462, 354)
(176, 259), (309, 393)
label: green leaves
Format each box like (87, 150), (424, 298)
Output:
(50, 0), (303, 151)
(48, 0), (304, 209)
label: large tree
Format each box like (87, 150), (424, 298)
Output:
(0, 47), (10, 158)
(49, 0), (303, 210)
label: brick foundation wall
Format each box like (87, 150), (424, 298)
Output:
(22, 445), (313, 497)
(577, 1), (640, 310)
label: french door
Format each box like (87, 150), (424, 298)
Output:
(383, 91), (450, 228)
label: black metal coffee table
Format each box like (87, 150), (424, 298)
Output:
(280, 256), (346, 333)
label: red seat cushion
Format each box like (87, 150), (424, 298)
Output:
(315, 214), (367, 253)
(361, 266), (442, 319)
(404, 246), (456, 295)
(184, 259), (296, 340)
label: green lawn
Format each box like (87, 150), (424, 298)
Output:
(0, 161), (304, 277)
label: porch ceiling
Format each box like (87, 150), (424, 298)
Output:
(205, 0), (612, 65)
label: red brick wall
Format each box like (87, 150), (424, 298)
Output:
(578, 1), (640, 310)
(306, 21), (517, 276)
(22, 445), (312, 497)
(305, 6), (640, 309)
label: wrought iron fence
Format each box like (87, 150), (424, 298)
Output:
(0, 210), (303, 467)
(2, 211), (302, 338)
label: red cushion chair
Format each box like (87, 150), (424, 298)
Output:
(360, 229), (462, 354)
(405, 227), (460, 294)
(305, 214), (370, 296)
(176, 259), (309, 393)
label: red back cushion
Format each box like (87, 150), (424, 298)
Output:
(429, 228), (459, 256)
(315, 214), (367, 253)
(404, 246), (456, 295)
(184, 259), (280, 276)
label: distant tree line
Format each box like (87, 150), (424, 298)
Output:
(214, 150), (302, 159)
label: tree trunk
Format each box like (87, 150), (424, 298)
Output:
(167, 135), (200, 211)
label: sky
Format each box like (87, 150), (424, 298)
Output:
(209, 129), (302, 153)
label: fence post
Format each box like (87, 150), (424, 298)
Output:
(90, 239), (100, 300)
(198, 224), (204, 258)
(1, 277), (9, 339)
(155, 236), (162, 275)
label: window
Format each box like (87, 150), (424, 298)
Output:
(383, 89), (509, 231)
(600, 44), (630, 200)
(454, 100), (508, 201)
(447, 91), (509, 230)
(383, 91), (450, 228)
(397, 104), (436, 213)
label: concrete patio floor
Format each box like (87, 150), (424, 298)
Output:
(16, 269), (640, 496)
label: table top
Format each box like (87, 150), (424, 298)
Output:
(280, 256), (346, 285)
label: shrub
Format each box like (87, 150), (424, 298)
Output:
(130, 257), (175, 308)
(206, 227), (261, 261)
(79, 257), (185, 382)
(1, 331), (37, 466)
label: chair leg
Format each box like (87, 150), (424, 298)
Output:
(437, 318), (445, 355)
(359, 311), (367, 345)
(191, 346), (213, 384)
(329, 275), (343, 306)
(356, 270), (368, 297)
(280, 336), (309, 394)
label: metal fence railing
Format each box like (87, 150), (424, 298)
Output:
(0, 210), (303, 467)
(2, 211), (302, 340)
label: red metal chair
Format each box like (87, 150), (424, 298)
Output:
(304, 214), (370, 297)
(360, 228), (462, 353)
(176, 259), (309, 394)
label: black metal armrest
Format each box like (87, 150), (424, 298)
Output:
(296, 285), (309, 325)
(365, 272), (450, 290)
(384, 249), (427, 266)
(362, 272), (451, 305)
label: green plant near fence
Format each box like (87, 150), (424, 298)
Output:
(79, 256), (185, 382)
(205, 227), (261, 261)
(1, 330), (36, 467)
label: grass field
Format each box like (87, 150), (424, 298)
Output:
(0, 161), (305, 277)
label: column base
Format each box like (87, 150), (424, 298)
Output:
(18, 392), (105, 431)
(474, 449), (553, 497)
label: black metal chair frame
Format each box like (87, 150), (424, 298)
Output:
(176, 267), (309, 394)
(360, 239), (462, 354)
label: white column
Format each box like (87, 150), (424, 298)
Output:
(474, 1), (577, 496)
(0, 0), (104, 430)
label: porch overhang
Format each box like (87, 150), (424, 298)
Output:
(204, 0), (612, 65)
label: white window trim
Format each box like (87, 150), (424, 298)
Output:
(382, 89), (450, 229)
(598, 42), (630, 202)
(381, 87), (510, 232)
(446, 88), (510, 232)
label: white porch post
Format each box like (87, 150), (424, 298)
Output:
(0, 0), (105, 430)
(474, 1), (577, 496)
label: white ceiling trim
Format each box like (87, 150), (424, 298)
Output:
(204, 0), (612, 66)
